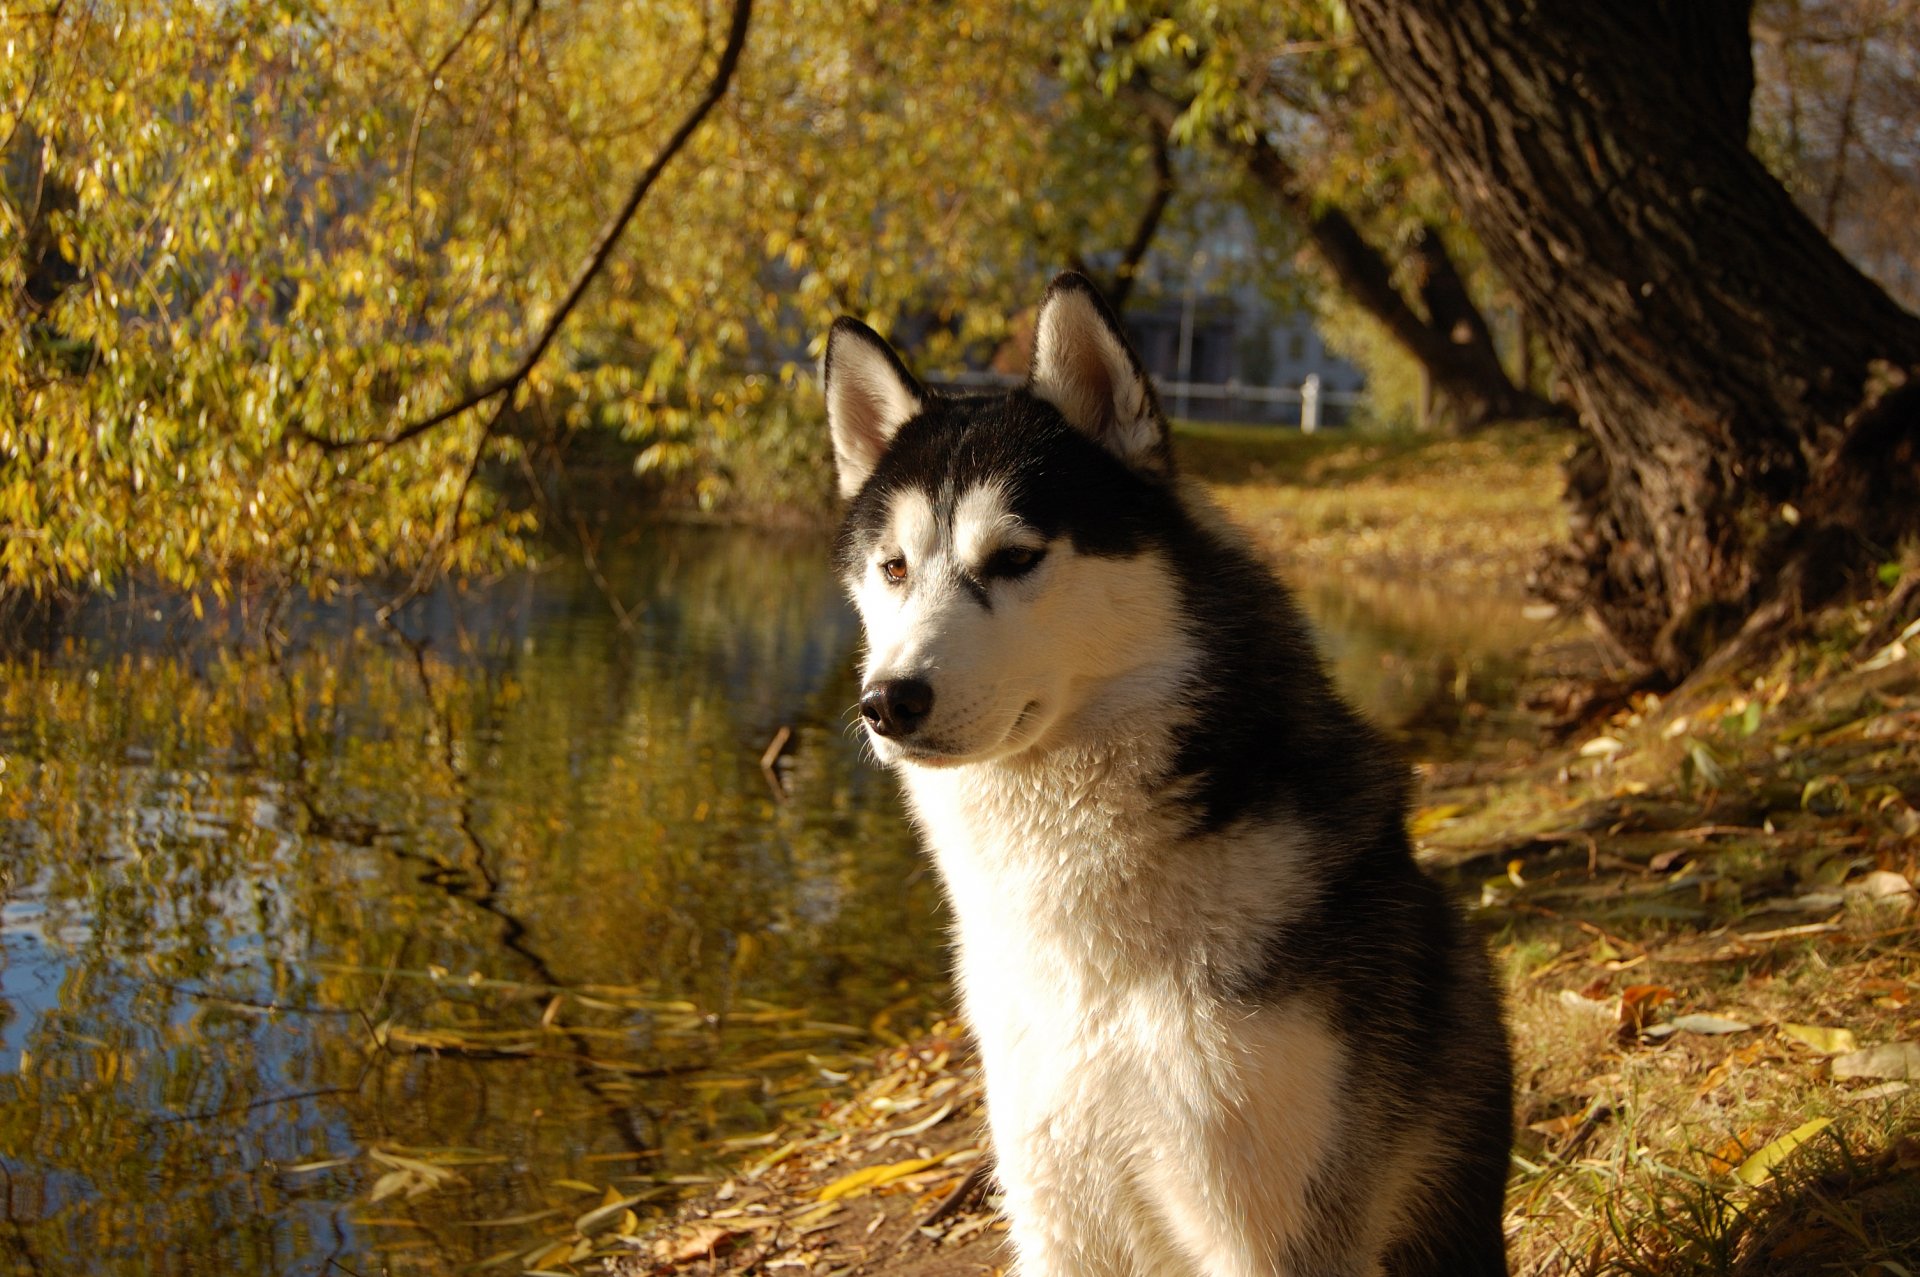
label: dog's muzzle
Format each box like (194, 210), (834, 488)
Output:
(860, 678), (934, 738)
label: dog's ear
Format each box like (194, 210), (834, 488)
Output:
(824, 317), (925, 500)
(1027, 272), (1171, 474)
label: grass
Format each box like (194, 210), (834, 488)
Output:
(1174, 420), (1571, 592)
(1427, 598), (1920, 1276)
(562, 421), (1919, 1277)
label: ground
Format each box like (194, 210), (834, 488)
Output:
(563, 422), (1916, 1277)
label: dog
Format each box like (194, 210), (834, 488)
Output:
(823, 273), (1512, 1276)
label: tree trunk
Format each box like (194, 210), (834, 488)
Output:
(1238, 135), (1562, 432)
(1343, 0), (1920, 679)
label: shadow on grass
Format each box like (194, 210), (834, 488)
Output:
(1411, 614), (1920, 1276)
(1546, 1129), (1920, 1276)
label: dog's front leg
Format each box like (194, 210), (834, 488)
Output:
(995, 1135), (1145, 1277)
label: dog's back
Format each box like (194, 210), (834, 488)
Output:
(826, 273), (1512, 1275)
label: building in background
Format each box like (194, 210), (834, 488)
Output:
(1120, 279), (1364, 427)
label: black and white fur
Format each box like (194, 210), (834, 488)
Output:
(824, 273), (1512, 1276)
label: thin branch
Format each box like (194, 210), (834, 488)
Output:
(1821, 29), (1869, 235)
(0, 0), (67, 157)
(300, 0), (754, 453)
(145, 978), (360, 1019)
(402, 0), (502, 254)
(151, 1056), (379, 1127)
(1106, 112), (1176, 311)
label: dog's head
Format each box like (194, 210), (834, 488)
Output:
(825, 273), (1193, 768)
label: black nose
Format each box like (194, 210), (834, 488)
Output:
(861, 678), (934, 738)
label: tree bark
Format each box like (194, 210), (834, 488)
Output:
(1237, 135), (1562, 432)
(1343, 0), (1920, 679)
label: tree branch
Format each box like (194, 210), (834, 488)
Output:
(300, 0), (753, 453)
(1106, 115), (1176, 311)
(1238, 133), (1564, 428)
(1821, 29), (1869, 234)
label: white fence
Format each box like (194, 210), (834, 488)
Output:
(926, 369), (1362, 431)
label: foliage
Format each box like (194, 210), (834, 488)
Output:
(0, 0), (1175, 600)
(1312, 291), (1426, 430)
(6, 0), (1915, 610)
(1066, 0), (1530, 413)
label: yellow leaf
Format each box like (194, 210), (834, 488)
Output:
(1781, 1023), (1858, 1055)
(788, 1201), (840, 1229)
(817, 1155), (945, 1202)
(744, 1139), (802, 1180)
(368, 1169), (411, 1203)
(528, 1240), (575, 1270)
(655, 1221), (741, 1261)
(574, 1193), (648, 1235)
(1409, 804), (1463, 837)
(1732, 1118), (1833, 1186)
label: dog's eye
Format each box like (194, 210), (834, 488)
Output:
(985, 546), (1045, 579)
(881, 557), (909, 583)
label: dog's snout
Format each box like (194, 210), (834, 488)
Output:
(861, 678), (934, 738)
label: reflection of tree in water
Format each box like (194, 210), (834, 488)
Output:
(1291, 573), (1550, 761)
(0, 527), (937, 1276)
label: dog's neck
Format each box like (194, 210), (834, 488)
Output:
(899, 713), (1307, 990)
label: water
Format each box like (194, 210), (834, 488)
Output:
(0, 526), (1541, 1275)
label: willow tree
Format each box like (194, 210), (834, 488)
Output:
(0, 1), (1173, 604)
(1343, 0), (1920, 679)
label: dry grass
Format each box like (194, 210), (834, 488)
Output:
(1176, 421), (1570, 592)
(1420, 599), (1920, 1276)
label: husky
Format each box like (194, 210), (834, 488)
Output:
(822, 273), (1512, 1277)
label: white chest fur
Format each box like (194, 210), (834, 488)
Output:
(899, 738), (1344, 1277)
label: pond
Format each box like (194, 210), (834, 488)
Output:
(0, 525), (1544, 1276)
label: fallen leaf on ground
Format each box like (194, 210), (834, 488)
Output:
(1527, 1113), (1585, 1137)
(1845, 869), (1915, 915)
(1706, 1128), (1761, 1175)
(1780, 1023), (1858, 1055)
(1645, 1013), (1752, 1039)
(654, 1221), (742, 1264)
(1559, 988), (1612, 1018)
(1733, 1118), (1833, 1186)
(1859, 979), (1911, 1008)
(1697, 1041), (1768, 1097)
(1409, 804), (1464, 837)
(1618, 985), (1675, 1038)
(818, 1155), (946, 1202)
(1832, 1042), (1920, 1081)
(788, 1200), (841, 1230)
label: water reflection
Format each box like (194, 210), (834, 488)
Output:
(1, 527), (942, 1276)
(0, 528), (1542, 1275)
(1296, 571), (1547, 763)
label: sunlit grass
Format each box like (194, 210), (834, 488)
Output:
(1174, 420), (1571, 591)
(1414, 587), (1920, 1276)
